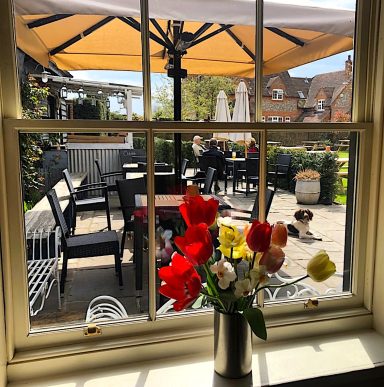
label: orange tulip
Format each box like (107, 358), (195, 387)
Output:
(259, 245), (285, 274)
(271, 222), (288, 248)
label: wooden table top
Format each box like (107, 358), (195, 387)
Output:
(126, 172), (175, 179)
(135, 194), (230, 209)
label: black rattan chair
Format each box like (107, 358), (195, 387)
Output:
(230, 189), (275, 221)
(94, 159), (124, 192)
(63, 169), (111, 234)
(46, 189), (122, 293)
(201, 167), (216, 194)
(181, 159), (189, 175)
(245, 157), (259, 196)
(116, 177), (146, 257)
(199, 155), (227, 193)
(268, 153), (292, 191)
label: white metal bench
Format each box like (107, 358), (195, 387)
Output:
(27, 227), (61, 316)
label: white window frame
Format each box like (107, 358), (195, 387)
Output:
(272, 88), (284, 100)
(317, 99), (325, 111)
(285, 117), (291, 122)
(0, 0), (381, 379)
(268, 116), (283, 122)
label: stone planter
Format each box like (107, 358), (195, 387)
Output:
(295, 179), (321, 204)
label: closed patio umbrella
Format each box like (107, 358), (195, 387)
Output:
(214, 90), (231, 146)
(230, 81), (252, 146)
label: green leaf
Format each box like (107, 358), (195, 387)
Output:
(243, 307), (267, 341)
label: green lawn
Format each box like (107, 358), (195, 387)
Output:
(334, 151), (349, 205)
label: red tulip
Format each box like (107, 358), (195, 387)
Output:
(246, 220), (272, 252)
(179, 195), (219, 227)
(259, 245), (285, 273)
(271, 222), (288, 248)
(159, 253), (202, 311)
(174, 223), (213, 265)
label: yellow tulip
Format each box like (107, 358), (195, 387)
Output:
(218, 224), (245, 248)
(307, 250), (336, 282)
(218, 243), (247, 260)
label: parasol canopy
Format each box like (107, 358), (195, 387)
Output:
(14, 0), (355, 77)
(214, 90), (231, 141)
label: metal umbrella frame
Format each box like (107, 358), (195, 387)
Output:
(15, 0), (355, 178)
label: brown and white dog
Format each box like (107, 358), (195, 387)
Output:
(287, 209), (321, 240)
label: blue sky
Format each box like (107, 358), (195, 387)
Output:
(70, 0), (356, 115)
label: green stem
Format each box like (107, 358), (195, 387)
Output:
(251, 251), (257, 269)
(203, 263), (227, 311)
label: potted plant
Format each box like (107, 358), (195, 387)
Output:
(294, 169), (321, 204)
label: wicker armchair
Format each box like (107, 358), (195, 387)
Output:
(47, 189), (123, 293)
(230, 189), (275, 221)
(94, 159), (124, 192)
(63, 169), (111, 234)
(116, 177), (146, 257)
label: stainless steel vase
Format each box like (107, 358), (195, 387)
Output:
(214, 310), (252, 378)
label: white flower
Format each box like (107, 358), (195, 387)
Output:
(250, 265), (269, 287)
(210, 259), (237, 289)
(234, 278), (253, 298)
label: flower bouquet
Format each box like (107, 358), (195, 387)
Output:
(158, 193), (336, 376)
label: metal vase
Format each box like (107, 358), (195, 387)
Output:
(214, 310), (252, 378)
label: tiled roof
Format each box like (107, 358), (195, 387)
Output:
(262, 71), (311, 98)
(304, 70), (350, 108)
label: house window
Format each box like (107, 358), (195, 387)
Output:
(298, 91), (305, 99)
(268, 116), (283, 122)
(261, 116), (265, 122)
(1, 0), (374, 363)
(272, 89), (284, 100)
(317, 99), (325, 111)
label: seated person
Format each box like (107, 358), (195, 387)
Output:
(248, 137), (259, 153)
(192, 135), (206, 159)
(202, 138), (226, 193)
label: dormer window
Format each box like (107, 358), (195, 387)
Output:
(317, 99), (325, 111)
(272, 89), (284, 100)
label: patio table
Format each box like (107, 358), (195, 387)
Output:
(225, 158), (247, 194)
(132, 194), (231, 311)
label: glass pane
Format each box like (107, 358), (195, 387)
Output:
(14, 1), (143, 120)
(20, 132), (149, 329)
(263, 0), (356, 123)
(264, 130), (356, 302)
(149, 2), (257, 122)
(156, 130), (263, 316)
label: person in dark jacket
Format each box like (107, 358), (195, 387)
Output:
(202, 138), (226, 193)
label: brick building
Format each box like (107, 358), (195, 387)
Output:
(241, 55), (353, 123)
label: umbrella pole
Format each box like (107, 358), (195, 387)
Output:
(173, 57), (182, 187)
(172, 23), (183, 189)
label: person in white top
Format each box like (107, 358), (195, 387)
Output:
(192, 135), (206, 159)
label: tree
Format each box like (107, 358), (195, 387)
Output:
(73, 98), (107, 119)
(20, 76), (50, 208)
(153, 75), (236, 120)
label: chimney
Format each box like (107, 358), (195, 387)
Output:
(345, 54), (352, 78)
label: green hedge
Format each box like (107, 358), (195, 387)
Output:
(133, 137), (196, 166)
(267, 147), (339, 204)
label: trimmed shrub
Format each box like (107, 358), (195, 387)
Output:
(267, 146), (339, 204)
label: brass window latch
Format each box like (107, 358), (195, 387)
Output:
(304, 298), (319, 309)
(84, 323), (102, 336)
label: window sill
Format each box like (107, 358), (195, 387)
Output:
(8, 329), (384, 386)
